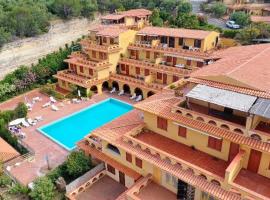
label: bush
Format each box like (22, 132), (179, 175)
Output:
(30, 177), (55, 200)
(222, 29), (239, 38)
(40, 84), (65, 100)
(230, 11), (250, 27)
(14, 102), (28, 118)
(8, 183), (29, 195)
(0, 175), (12, 187)
(66, 151), (91, 178)
(211, 2), (226, 18)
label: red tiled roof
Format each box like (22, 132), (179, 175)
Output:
(134, 91), (270, 153)
(78, 141), (141, 181)
(137, 26), (214, 39)
(101, 9), (151, 20)
(89, 25), (128, 38)
(0, 137), (20, 162)
(191, 44), (270, 93)
(189, 78), (270, 99)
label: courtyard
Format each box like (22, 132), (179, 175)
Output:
(1, 89), (134, 185)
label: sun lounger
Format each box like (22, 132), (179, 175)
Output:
(130, 93), (137, 100)
(42, 102), (51, 108)
(35, 116), (43, 122)
(21, 119), (30, 127)
(110, 87), (116, 94)
(50, 96), (57, 103)
(51, 105), (59, 111)
(135, 95), (143, 102)
(27, 118), (36, 126)
(72, 98), (81, 104)
(118, 90), (124, 96)
(32, 97), (42, 103)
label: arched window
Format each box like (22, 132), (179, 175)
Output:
(107, 143), (121, 155)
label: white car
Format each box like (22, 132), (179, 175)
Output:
(226, 20), (240, 29)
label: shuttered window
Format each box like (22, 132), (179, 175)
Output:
(178, 126), (187, 138)
(144, 69), (150, 76)
(187, 60), (191, 66)
(89, 68), (93, 76)
(121, 64), (125, 71)
(157, 72), (162, 80)
(135, 157), (142, 168)
(208, 136), (222, 151)
(157, 116), (167, 131)
(126, 152), (132, 163)
(79, 66), (84, 73)
(146, 51), (150, 59)
(136, 67), (140, 75)
(107, 164), (115, 175)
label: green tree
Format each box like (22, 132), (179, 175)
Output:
(211, 2), (226, 18)
(176, 13), (199, 29)
(178, 0), (192, 14)
(0, 27), (11, 48)
(80, 0), (98, 18)
(29, 177), (55, 200)
(66, 151), (91, 177)
(230, 11), (250, 27)
(50, 0), (82, 19)
(235, 26), (260, 44)
(14, 102), (28, 118)
(149, 8), (163, 27)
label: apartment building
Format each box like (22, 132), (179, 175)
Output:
(75, 44), (270, 200)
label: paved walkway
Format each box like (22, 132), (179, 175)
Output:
(2, 89), (135, 185)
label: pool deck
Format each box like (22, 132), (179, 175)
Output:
(0, 89), (135, 185)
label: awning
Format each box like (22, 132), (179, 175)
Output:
(186, 84), (257, 112)
(250, 98), (270, 119)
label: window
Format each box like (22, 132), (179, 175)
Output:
(89, 69), (93, 76)
(144, 69), (150, 76)
(146, 51), (150, 59)
(173, 75), (179, 82)
(154, 52), (159, 59)
(135, 157), (142, 168)
(161, 36), (167, 44)
(107, 143), (121, 155)
(208, 136), (222, 151)
(110, 38), (114, 44)
(102, 37), (107, 43)
(92, 51), (96, 58)
(187, 60), (191, 66)
(179, 38), (184, 46)
(178, 126), (187, 138)
(126, 152), (132, 163)
(157, 72), (162, 80)
(157, 116), (167, 131)
(131, 50), (136, 56)
(136, 67), (140, 75)
(121, 64), (125, 71)
(79, 66), (84, 73)
(99, 52), (103, 59)
(107, 164), (115, 175)
(194, 39), (201, 48)
(197, 62), (204, 67)
(166, 56), (172, 63)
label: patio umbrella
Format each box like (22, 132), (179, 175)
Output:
(78, 90), (81, 97)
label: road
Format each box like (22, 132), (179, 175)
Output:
(191, 0), (228, 29)
(0, 17), (100, 79)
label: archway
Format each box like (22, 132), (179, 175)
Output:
(147, 91), (155, 97)
(134, 87), (143, 97)
(123, 84), (131, 94)
(102, 81), (109, 91)
(90, 85), (98, 93)
(112, 81), (119, 91)
(107, 143), (121, 155)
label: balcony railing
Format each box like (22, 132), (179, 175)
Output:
(119, 58), (194, 76)
(110, 73), (164, 92)
(80, 39), (121, 53)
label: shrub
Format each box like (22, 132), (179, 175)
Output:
(230, 11), (250, 27)
(0, 175), (12, 187)
(222, 29), (240, 38)
(8, 183), (29, 195)
(29, 177), (55, 200)
(14, 102), (28, 118)
(211, 2), (226, 18)
(40, 84), (65, 100)
(66, 151), (91, 178)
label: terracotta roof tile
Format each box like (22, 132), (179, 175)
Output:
(101, 9), (151, 20)
(89, 25), (128, 38)
(191, 44), (270, 93)
(138, 26), (214, 40)
(251, 16), (270, 23)
(0, 137), (20, 162)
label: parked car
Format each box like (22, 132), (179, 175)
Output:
(226, 20), (240, 29)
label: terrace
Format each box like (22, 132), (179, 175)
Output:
(80, 38), (121, 53)
(130, 130), (229, 180)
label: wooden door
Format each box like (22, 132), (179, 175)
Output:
(136, 51), (139, 59)
(228, 142), (239, 162)
(173, 57), (177, 66)
(126, 65), (129, 76)
(163, 74), (167, 84)
(119, 171), (125, 186)
(247, 149), (262, 173)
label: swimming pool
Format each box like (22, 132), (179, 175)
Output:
(38, 98), (133, 151)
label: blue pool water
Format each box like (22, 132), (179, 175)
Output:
(38, 98), (133, 151)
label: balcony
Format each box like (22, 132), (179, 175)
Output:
(128, 43), (212, 61)
(110, 73), (164, 92)
(172, 100), (247, 135)
(54, 70), (106, 88)
(119, 58), (193, 76)
(80, 39), (121, 53)
(125, 130), (229, 181)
